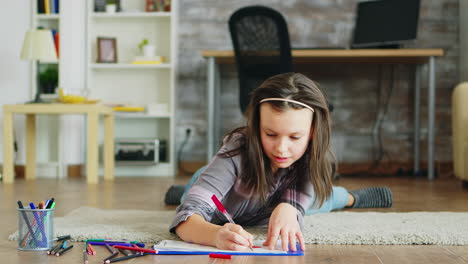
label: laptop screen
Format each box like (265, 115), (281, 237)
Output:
(351, 0), (420, 48)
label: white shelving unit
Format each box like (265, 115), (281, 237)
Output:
(86, 0), (177, 177)
(29, 0), (63, 178)
(31, 1), (61, 100)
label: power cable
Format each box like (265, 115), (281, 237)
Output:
(177, 128), (193, 175)
(339, 65), (396, 177)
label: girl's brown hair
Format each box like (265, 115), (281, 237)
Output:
(221, 72), (334, 207)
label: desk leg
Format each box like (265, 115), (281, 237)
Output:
(25, 114), (36, 180)
(2, 110), (14, 183)
(207, 56), (215, 161)
(214, 60), (221, 154)
(87, 113), (99, 184)
(428, 57), (436, 180)
(413, 65), (421, 175)
(103, 113), (114, 181)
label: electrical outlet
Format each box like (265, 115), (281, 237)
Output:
(180, 125), (196, 141)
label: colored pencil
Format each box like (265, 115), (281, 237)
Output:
(51, 241), (66, 255)
(113, 245), (157, 254)
(105, 243), (117, 254)
(55, 235), (71, 241)
(86, 239), (139, 244)
(118, 248), (131, 256)
(83, 242), (89, 264)
(107, 253), (148, 263)
(45, 198), (55, 209)
(88, 241), (145, 247)
(56, 245), (74, 256)
(47, 243), (62, 255)
(103, 251), (119, 263)
(87, 243), (97, 255)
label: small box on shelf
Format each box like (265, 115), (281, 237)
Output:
(146, 103), (168, 115)
(145, 0), (171, 12)
(111, 138), (168, 165)
(113, 105), (146, 112)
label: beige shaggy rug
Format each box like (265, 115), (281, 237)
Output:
(9, 207), (468, 245)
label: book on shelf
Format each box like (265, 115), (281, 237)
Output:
(37, 0), (45, 14)
(49, 0), (54, 14)
(51, 29), (59, 58)
(54, 0), (59, 13)
(131, 56), (165, 65)
(44, 0), (50, 14)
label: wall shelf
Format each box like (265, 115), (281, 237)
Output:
(114, 113), (172, 118)
(91, 12), (171, 18)
(90, 63), (172, 69)
(36, 14), (60, 19)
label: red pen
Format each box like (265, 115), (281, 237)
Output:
(211, 194), (254, 251)
(211, 194), (235, 224)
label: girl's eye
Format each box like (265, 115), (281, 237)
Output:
(291, 136), (301, 140)
(266, 134), (276, 137)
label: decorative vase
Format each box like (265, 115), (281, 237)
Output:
(143, 45), (156, 58)
(106, 4), (116, 14)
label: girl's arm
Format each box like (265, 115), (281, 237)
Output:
(171, 133), (252, 250)
(175, 213), (253, 251)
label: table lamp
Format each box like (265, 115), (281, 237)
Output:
(20, 29), (58, 103)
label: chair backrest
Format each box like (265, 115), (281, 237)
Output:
(229, 6), (293, 113)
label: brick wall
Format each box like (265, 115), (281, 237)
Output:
(175, 0), (458, 166)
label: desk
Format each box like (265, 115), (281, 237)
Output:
(2, 104), (114, 184)
(202, 49), (444, 180)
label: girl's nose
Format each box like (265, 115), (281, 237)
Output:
(275, 138), (288, 154)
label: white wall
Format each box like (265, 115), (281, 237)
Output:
(59, 1), (87, 166)
(0, 1), (87, 172)
(0, 1), (32, 164)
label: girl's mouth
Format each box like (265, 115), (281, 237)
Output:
(274, 156), (288, 163)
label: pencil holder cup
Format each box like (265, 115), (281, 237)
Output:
(17, 207), (54, 251)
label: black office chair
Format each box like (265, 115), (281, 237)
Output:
(229, 5), (293, 114)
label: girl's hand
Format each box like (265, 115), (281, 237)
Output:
(214, 223), (254, 251)
(263, 203), (305, 252)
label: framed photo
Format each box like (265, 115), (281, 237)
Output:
(97, 37), (118, 63)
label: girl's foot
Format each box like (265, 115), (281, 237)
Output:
(164, 185), (186, 205)
(347, 187), (393, 208)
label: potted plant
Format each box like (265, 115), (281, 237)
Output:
(138, 38), (156, 58)
(38, 66), (58, 94)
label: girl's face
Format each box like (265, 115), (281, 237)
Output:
(259, 103), (314, 172)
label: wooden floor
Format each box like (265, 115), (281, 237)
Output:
(1, 175), (468, 264)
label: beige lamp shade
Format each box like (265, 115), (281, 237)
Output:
(20, 29), (57, 62)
